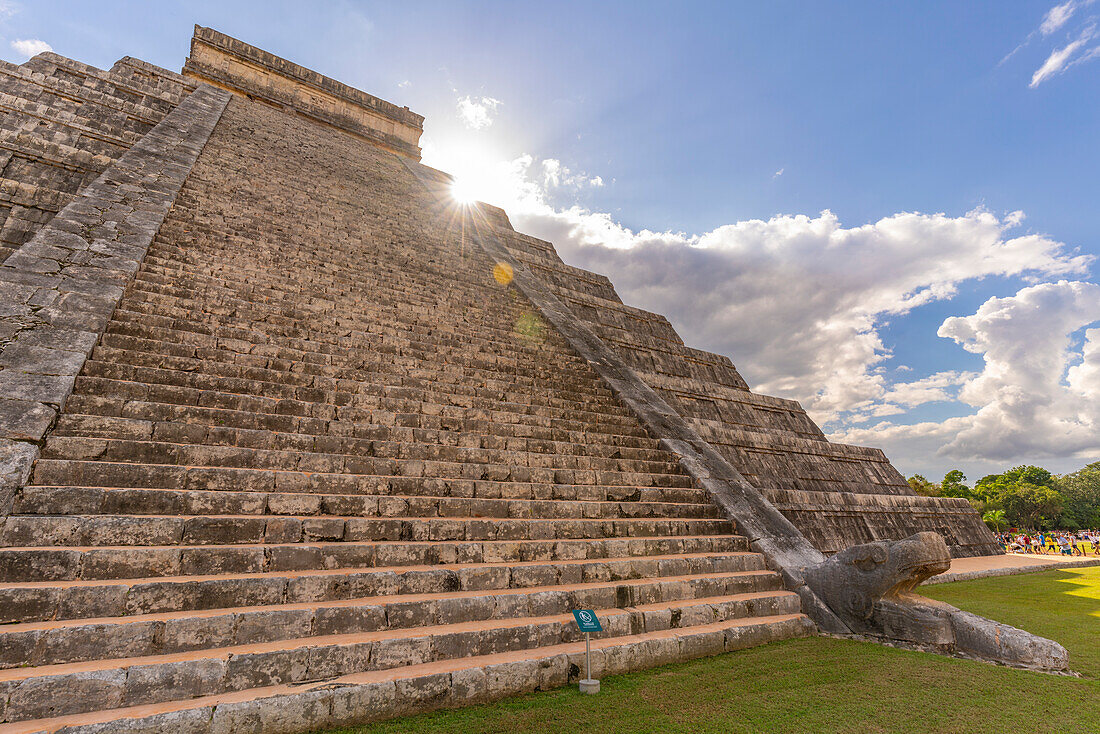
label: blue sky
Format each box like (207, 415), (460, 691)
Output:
(7, 1), (1100, 483)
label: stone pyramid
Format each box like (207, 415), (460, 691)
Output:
(0, 27), (998, 733)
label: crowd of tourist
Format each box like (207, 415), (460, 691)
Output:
(994, 530), (1100, 556)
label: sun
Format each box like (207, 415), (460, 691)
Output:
(450, 176), (478, 204)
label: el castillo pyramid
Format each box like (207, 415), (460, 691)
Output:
(0, 27), (1003, 732)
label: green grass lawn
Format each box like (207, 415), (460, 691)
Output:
(326, 567), (1100, 734)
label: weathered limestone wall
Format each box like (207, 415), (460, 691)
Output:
(182, 25), (424, 160)
(0, 53), (195, 261)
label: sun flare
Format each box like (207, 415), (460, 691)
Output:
(450, 177), (478, 204)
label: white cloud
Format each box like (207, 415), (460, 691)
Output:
(456, 95), (501, 130)
(540, 159), (604, 189)
(936, 280), (1100, 458)
(833, 281), (1100, 473)
(1002, 3), (1100, 85)
(845, 370), (976, 422)
(1030, 36), (1090, 86)
(1041, 1), (1077, 35)
(10, 38), (50, 58)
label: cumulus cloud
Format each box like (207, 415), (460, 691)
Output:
(937, 280), (1100, 458)
(456, 95), (501, 130)
(10, 38), (50, 58)
(846, 370), (976, 422)
(834, 281), (1100, 472)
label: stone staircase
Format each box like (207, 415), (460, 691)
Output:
(0, 89), (812, 731)
(0, 52), (194, 262)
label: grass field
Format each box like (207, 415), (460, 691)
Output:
(326, 566), (1100, 734)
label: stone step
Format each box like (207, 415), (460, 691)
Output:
(119, 260), (588, 340)
(21, 52), (190, 108)
(0, 513), (735, 548)
(29, 461), (701, 505)
(0, 534), (752, 584)
(132, 244), (526, 310)
(14, 486), (719, 522)
(85, 330), (627, 414)
(39, 437), (688, 487)
(72, 370), (649, 441)
(0, 613), (813, 733)
(0, 568), (787, 668)
(0, 557), (774, 623)
(61, 394), (667, 453)
(0, 594), (803, 724)
(47, 411), (677, 473)
(52, 412), (675, 464)
(30, 459), (695, 499)
(87, 328), (635, 421)
(106, 57), (196, 103)
(0, 132), (110, 187)
(113, 271), (600, 359)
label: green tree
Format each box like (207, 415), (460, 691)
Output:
(982, 509), (1007, 532)
(907, 474), (939, 497)
(940, 469), (971, 499)
(1056, 462), (1100, 530)
(996, 482), (1064, 529)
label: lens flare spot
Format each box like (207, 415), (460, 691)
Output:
(514, 311), (546, 343)
(493, 262), (514, 285)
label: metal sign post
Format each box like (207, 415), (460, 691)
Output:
(572, 609), (603, 694)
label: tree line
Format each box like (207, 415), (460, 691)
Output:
(906, 461), (1100, 532)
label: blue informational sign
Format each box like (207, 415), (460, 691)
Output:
(572, 609), (603, 632)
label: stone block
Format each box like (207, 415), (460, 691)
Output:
(210, 689), (334, 734)
(328, 680), (399, 728)
(56, 706), (214, 734)
(0, 438), (38, 514)
(225, 647), (310, 689)
(123, 657), (227, 705)
(6, 669), (125, 720)
(0, 399), (56, 442)
(0, 343), (87, 376)
(484, 658), (541, 698)
(448, 666), (488, 705)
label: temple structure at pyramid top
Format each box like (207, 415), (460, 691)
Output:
(0, 25), (1033, 734)
(184, 26), (425, 159)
